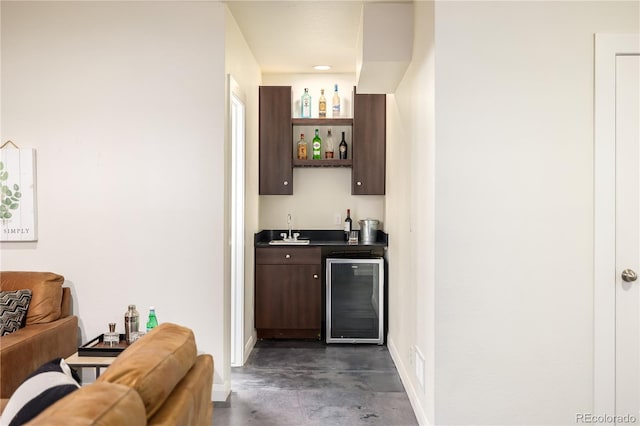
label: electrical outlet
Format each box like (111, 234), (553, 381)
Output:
(333, 213), (341, 225)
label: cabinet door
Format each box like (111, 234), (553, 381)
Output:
(353, 93), (386, 195)
(259, 86), (293, 195)
(255, 264), (321, 336)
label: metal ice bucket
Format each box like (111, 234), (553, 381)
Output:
(358, 219), (379, 243)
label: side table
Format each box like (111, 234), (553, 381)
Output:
(65, 352), (115, 379)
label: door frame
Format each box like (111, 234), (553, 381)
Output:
(594, 33), (640, 414)
(229, 74), (246, 367)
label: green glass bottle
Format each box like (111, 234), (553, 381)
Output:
(312, 129), (322, 159)
(146, 306), (158, 333)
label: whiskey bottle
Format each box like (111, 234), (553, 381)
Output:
(324, 129), (335, 159)
(312, 129), (322, 160)
(332, 84), (340, 117)
(319, 89), (326, 118)
(297, 133), (307, 160)
(301, 88), (311, 118)
(339, 131), (348, 159)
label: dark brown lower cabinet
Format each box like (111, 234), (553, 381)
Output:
(255, 248), (321, 339)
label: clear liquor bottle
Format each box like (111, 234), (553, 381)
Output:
(319, 89), (326, 118)
(301, 88), (311, 118)
(332, 84), (340, 117)
(324, 129), (335, 159)
(312, 129), (322, 160)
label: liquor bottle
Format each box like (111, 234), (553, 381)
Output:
(301, 88), (311, 118)
(319, 89), (326, 118)
(297, 133), (307, 160)
(332, 84), (340, 117)
(312, 129), (322, 160)
(324, 129), (335, 159)
(146, 307), (158, 333)
(339, 131), (348, 159)
(344, 209), (352, 241)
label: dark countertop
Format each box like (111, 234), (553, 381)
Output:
(255, 229), (388, 249)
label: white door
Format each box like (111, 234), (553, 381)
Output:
(594, 35), (640, 419)
(615, 54), (640, 419)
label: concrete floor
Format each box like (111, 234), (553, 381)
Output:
(213, 339), (418, 426)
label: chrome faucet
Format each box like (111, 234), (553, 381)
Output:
(276, 213), (302, 243)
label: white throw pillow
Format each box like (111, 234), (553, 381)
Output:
(0, 358), (80, 426)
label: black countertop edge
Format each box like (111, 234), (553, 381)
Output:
(255, 229), (388, 247)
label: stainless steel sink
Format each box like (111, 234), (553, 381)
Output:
(270, 214), (310, 245)
(268, 239), (310, 245)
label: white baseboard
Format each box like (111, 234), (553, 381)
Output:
(212, 380), (230, 402)
(243, 333), (256, 364)
(212, 334), (255, 402)
(387, 336), (431, 426)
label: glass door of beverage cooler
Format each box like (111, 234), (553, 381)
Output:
(326, 258), (384, 344)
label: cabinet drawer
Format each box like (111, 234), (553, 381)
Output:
(256, 247), (321, 265)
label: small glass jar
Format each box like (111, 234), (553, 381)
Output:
(104, 322), (119, 346)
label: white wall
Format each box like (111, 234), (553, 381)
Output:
(224, 5), (262, 363)
(433, 2), (639, 425)
(385, 1), (435, 424)
(1, 1), (229, 400)
(260, 73), (385, 231)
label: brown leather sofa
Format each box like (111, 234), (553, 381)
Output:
(26, 322), (214, 426)
(0, 271), (78, 399)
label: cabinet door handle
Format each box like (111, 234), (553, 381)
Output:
(313, 274), (319, 279)
(285, 254), (291, 259)
(356, 181), (362, 186)
(284, 180), (289, 186)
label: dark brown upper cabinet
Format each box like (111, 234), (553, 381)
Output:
(352, 92), (386, 195)
(259, 86), (293, 195)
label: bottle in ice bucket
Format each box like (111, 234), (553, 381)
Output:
(146, 306), (159, 333)
(124, 304), (139, 344)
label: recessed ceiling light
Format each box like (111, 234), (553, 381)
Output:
(313, 65), (331, 71)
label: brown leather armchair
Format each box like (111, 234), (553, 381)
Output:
(0, 272), (78, 399)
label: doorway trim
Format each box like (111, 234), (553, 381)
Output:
(229, 74), (246, 367)
(594, 33), (640, 414)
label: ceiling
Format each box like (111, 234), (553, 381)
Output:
(225, 1), (365, 74)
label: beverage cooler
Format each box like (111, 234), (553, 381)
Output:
(326, 258), (384, 344)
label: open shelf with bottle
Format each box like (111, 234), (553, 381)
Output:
(292, 124), (352, 168)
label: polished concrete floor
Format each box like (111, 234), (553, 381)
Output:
(213, 340), (418, 426)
